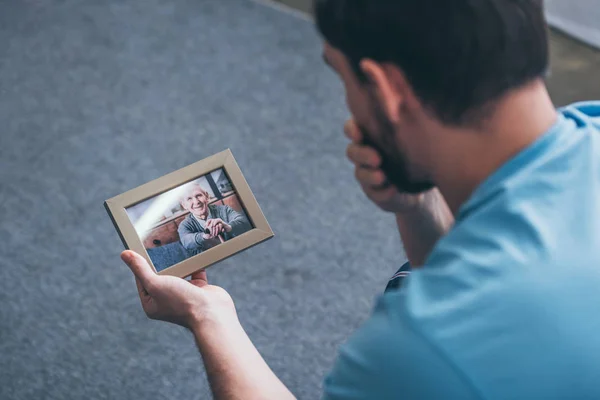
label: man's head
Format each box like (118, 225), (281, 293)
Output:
(180, 184), (211, 219)
(316, 0), (549, 193)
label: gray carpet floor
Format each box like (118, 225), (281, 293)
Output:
(0, 1), (406, 399)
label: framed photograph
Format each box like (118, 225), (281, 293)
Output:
(104, 149), (274, 278)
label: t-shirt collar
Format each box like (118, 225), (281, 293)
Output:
(456, 113), (568, 221)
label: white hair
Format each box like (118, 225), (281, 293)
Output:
(180, 182), (210, 202)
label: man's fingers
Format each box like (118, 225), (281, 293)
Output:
(190, 269), (208, 286)
(344, 119), (362, 142)
(134, 277), (149, 298)
(347, 143), (381, 168)
(121, 250), (156, 289)
(355, 167), (387, 187)
(365, 185), (397, 203)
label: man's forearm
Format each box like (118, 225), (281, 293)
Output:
(192, 314), (296, 400)
(179, 231), (206, 252)
(396, 189), (454, 267)
(228, 217), (251, 237)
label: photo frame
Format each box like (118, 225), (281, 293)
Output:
(104, 149), (274, 278)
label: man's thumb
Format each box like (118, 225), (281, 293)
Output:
(121, 250), (155, 286)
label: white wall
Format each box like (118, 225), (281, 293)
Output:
(546, 0), (600, 49)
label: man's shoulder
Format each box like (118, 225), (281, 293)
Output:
(435, 105), (600, 272)
(404, 194), (600, 398)
(178, 213), (196, 228)
(209, 203), (229, 214)
(323, 292), (481, 399)
(560, 100), (600, 130)
(209, 203), (234, 216)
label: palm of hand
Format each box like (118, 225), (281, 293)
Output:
(137, 273), (234, 329)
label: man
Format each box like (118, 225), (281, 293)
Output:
(121, 0), (600, 398)
(177, 184), (251, 254)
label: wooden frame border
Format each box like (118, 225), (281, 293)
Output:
(104, 149), (274, 277)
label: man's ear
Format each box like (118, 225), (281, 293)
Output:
(359, 59), (407, 124)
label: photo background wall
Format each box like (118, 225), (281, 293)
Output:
(546, 0), (600, 50)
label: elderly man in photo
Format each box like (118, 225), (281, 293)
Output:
(177, 184), (251, 254)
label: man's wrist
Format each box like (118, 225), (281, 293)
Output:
(190, 307), (240, 339)
(189, 296), (238, 331)
(394, 189), (444, 217)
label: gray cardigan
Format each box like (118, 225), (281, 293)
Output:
(177, 204), (251, 254)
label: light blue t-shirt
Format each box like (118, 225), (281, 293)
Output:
(324, 102), (600, 399)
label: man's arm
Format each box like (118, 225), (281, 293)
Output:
(193, 312), (295, 400)
(222, 205), (251, 237)
(178, 218), (206, 252)
(394, 189), (454, 266)
(121, 251), (295, 400)
(206, 206), (252, 239)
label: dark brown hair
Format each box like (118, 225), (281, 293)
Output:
(315, 0), (549, 125)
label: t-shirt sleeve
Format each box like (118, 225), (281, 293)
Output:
(322, 294), (481, 400)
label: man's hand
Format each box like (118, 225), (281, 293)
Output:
(121, 250), (236, 330)
(202, 232), (215, 240)
(206, 218), (232, 237)
(344, 119), (454, 266)
(345, 119), (437, 214)
(121, 250), (296, 400)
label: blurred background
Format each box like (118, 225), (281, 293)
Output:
(273, 0), (600, 104)
(1, 1), (598, 399)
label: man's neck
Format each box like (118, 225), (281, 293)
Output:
(193, 209), (209, 221)
(432, 80), (558, 215)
